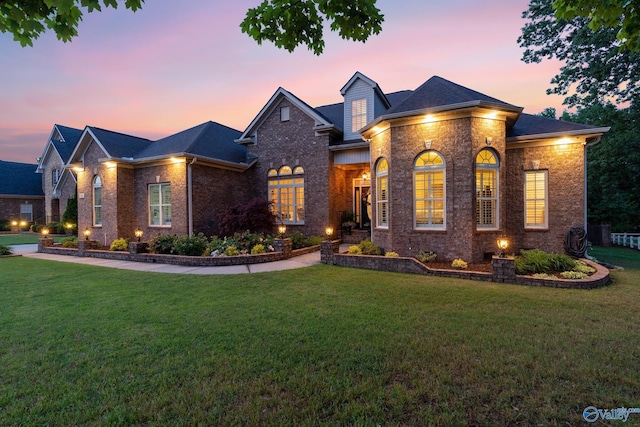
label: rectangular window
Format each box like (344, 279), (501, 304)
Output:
(415, 170), (445, 228)
(93, 186), (102, 226)
(268, 177), (304, 224)
(377, 175), (388, 227)
(280, 106), (290, 121)
(20, 204), (33, 221)
(351, 98), (367, 133)
(149, 183), (171, 226)
(476, 169), (498, 229)
(525, 170), (548, 228)
(52, 169), (60, 186)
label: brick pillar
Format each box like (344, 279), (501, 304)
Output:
(129, 242), (149, 254)
(273, 238), (292, 259)
(492, 256), (516, 283)
(78, 240), (98, 256)
(320, 240), (340, 264)
(38, 238), (54, 252)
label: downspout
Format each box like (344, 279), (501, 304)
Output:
(187, 157), (197, 236)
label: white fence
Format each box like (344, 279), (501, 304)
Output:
(611, 233), (640, 250)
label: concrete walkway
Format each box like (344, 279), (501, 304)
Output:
(11, 244), (328, 275)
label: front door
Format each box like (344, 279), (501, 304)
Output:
(353, 178), (371, 228)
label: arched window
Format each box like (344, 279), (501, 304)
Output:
(93, 175), (102, 226)
(268, 165), (304, 224)
(476, 149), (499, 229)
(414, 151), (445, 229)
(376, 158), (389, 228)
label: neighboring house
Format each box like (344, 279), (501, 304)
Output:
(67, 122), (255, 246)
(36, 124), (83, 223)
(0, 160), (45, 225)
(62, 71), (608, 261)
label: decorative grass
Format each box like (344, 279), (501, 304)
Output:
(0, 247), (639, 425)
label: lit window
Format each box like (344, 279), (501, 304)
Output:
(414, 151), (445, 229)
(525, 170), (548, 228)
(376, 158), (389, 228)
(476, 149), (499, 229)
(351, 98), (367, 132)
(93, 175), (102, 226)
(268, 166), (304, 224)
(149, 183), (171, 226)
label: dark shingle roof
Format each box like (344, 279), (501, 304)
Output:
(386, 76), (520, 114)
(509, 113), (603, 137)
(87, 127), (152, 158)
(137, 121), (246, 163)
(53, 125), (82, 162)
(0, 160), (43, 196)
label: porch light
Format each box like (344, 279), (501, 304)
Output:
(362, 172), (369, 180)
(83, 228), (91, 240)
(497, 236), (509, 257)
(41, 227), (49, 237)
(325, 226), (334, 241)
(134, 228), (144, 242)
(277, 225), (287, 236)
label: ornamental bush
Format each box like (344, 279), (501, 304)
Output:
(385, 251), (399, 257)
(417, 250), (437, 263)
(251, 244), (266, 254)
(452, 258), (468, 269)
(148, 234), (177, 254)
(347, 245), (362, 255)
(515, 249), (577, 275)
(61, 236), (78, 248)
(173, 233), (208, 256)
(358, 239), (381, 255)
(109, 238), (129, 251)
(225, 245), (240, 256)
(0, 244), (13, 255)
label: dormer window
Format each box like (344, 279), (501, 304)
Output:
(351, 98), (367, 132)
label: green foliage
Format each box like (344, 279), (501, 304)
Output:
(148, 234), (177, 254)
(0, 243), (13, 255)
(548, 253), (576, 272)
(515, 249), (577, 275)
(109, 238), (129, 251)
(417, 250), (437, 263)
(533, 273), (556, 279)
(61, 236), (78, 248)
(240, 0), (384, 55)
(452, 258), (468, 269)
(251, 244), (266, 254)
(347, 245), (362, 255)
(0, 0), (144, 47)
(385, 251), (399, 258)
(519, 0), (639, 108)
(45, 222), (66, 235)
(573, 260), (596, 274)
(288, 231), (307, 250)
(560, 271), (588, 279)
(0, 220), (11, 232)
(358, 238), (381, 255)
(224, 245), (239, 256)
(61, 195), (77, 228)
(173, 233), (208, 256)
(552, 0), (639, 52)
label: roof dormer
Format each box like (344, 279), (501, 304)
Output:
(340, 72), (391, 141)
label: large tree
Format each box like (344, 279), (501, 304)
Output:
(519, 0), (639, 108)
(1, 0), (384, 54)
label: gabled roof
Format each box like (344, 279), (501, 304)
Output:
(237, 87), (341, 144)
(68, 127), (152, 164)
(386, 76), (522, 115)
(0, 160), (43, 196)
(136, 121), (246, 164)
(37, 124), (82, 172)
(508, 113), (610, 142)
(340, 71), (391, 109)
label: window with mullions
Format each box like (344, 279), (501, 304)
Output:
(351, 98), (367, 132)
(476, 149), (499, 229)
(376, 158), (389, 228)
(414, 151), (445, 229)
(268, 166), (304, 224)
(93, 175), (102, 226)
(149, 183), (171, 226)
(525, 170), (548, 228)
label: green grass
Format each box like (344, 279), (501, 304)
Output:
(0, 233), (65, 245)
(1, 247), (639, 425)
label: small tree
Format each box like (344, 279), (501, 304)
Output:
(62, 194), (78, 228)
(217, 199), (276, 236)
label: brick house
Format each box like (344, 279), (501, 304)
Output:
(0, 160), (45, 226)
(61, 71), (608, 261)
(36, 124), (83, 223)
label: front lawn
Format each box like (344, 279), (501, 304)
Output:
(0, 233), (64, 245)
(1, 247), (639, 425)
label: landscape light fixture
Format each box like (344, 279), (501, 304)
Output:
(134, 228), (144, 242)
(83, 228), (91, 240)
(325, 226), (334, 241)
(497, 236), (509, 257)
(41, 227), (49, 237)
(277, 225), (287, 237)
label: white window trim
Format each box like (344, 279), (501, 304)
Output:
(413, 152), (446, 230)
(351, 98), (367, 133)
(376, 159), (389, 229)
(268, 166), (305, 225)
(476, 150), (499, 231)
(148, 183), (172, 227)
(93, 175), (102, 227)
(524, 170), (549, 229)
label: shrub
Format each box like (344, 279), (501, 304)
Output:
(62, 195), (78, 226)
(251, 244), (266, 254)
(347, 245), (362, 255)
(0, 244), (13, 255)
(288, 231), (307, 250)
(560, 271), (588, 279)
(358, 239), (381, 255)
(573, 260), (596, 274)
(149, 234), (177, 254)
(515, 249), (578, 275)
(452, 258), (468, 269)
(385, 251), (399, 257)
(417, 250), (437, 263)
(173, 233), (208, 256)
(217, 198), (276, 236)
(224, 245), (239, 256)
(306, 235), (324, 246)
(548, 253), (576, 272)
(233, 231), (266, 252)
(61, 236), (78, 248)
(109, 238), (129, 251)
(533, 273), (556, 279)
(46, 222), (66, 235)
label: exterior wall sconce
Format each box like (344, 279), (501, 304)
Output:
(325, 226), (334, 241)
(497, 236), (509, 257)
(486, 137), (493, 146)
(41, 227), (50, 237)
(134, 228), (144, 242)
(362, 172), (369, 180)
(278, 225), (287, 236)
(83, 228), (91, 240)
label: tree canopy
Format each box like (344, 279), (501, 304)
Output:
(519, 0), (639, 108)
(1, 0), (384, 54)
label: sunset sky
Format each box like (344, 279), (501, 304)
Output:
(0, 0), (568, 164)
